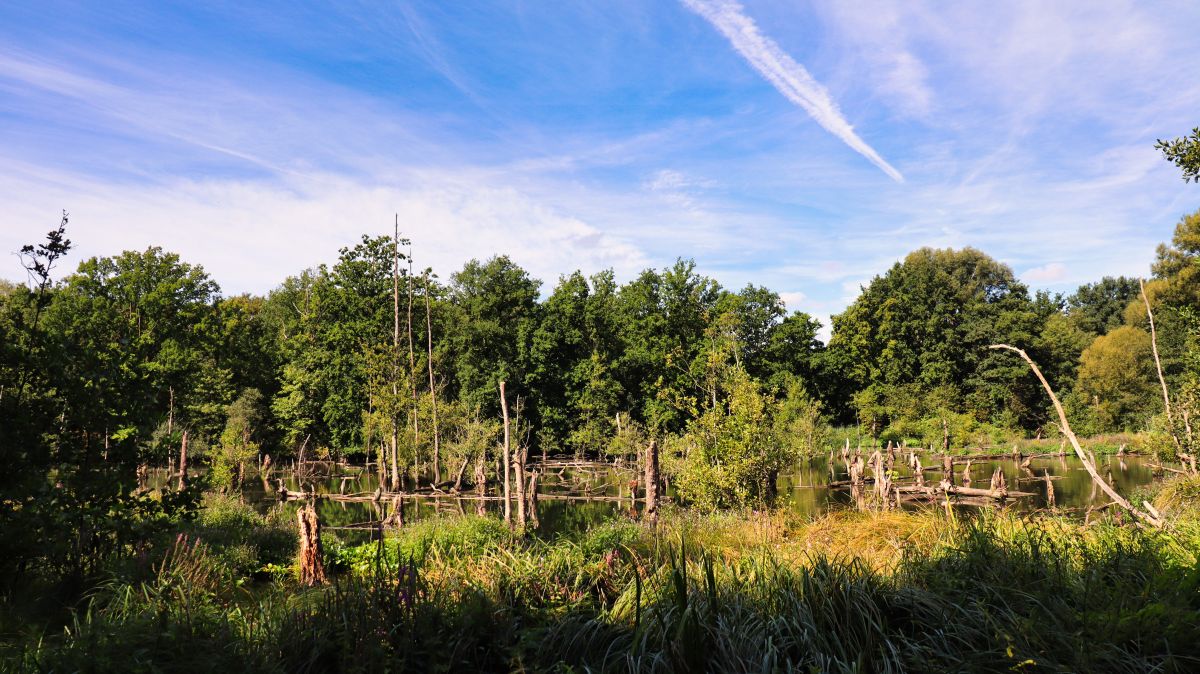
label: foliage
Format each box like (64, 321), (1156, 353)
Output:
(1075, 326), (1158, 432)
(1157, 127), (1200, 183)
(670, 366), (790, 510)
(772, 374), (829, 458)
(1066, 275), (1142, 336)
(827, 247), (1048, 432)
(211, 388), (265, 491)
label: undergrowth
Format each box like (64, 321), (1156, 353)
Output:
(9, 498), (1200, 673)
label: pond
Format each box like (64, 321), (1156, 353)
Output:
(221, 450), (1163, 543)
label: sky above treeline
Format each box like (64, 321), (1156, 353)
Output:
(3, 0), (1199, 335)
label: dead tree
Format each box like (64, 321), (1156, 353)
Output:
(644, 440), (660, 524)
(1141, 279), (1193, 469)
(297, 502), (327, 586)
(452, 458), (469, 493)
(260, 454), (273, 492)
(390, 216), (401, 492)
(424, 270), (441, 483)
(527, 470), (540, 527)
(989, 466), (1008, 499)
(989, 344), (1162, 527)
(177, 430), (189, 490)
(406, 243), (420, 481)
(1044, 470), (1056, 509)
(500, 380), (512, 525)
(474, 454), (487, 516)
(385, 495), (404, 528)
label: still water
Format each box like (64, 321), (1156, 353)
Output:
(233, 453), (1161, 542)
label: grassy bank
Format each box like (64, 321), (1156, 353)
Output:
(7, 479), (1200, 673)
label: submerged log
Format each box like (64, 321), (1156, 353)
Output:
(297, 503), (327, 586)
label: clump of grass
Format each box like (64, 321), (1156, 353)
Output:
(182, 492), (296, 577)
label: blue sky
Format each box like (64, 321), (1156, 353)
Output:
(3, 1), (1199, 335)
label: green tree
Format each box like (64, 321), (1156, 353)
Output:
(669, 366), (788, 510)
(1074, 326), (1157, 431)
(1156, 127), (1200, 183)
(1066, 276), (1141, 336)
(1152, 209), (1200, 308)
(213, 388), (265, 491)
(447, 256), (541, 419)
(616, 260), (722, 433)
(827, 247), (1045, 430)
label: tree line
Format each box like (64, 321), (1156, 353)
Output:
(3, 205), (1200, 579)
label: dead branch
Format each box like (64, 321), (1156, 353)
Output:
(989, 343), (1161, 527)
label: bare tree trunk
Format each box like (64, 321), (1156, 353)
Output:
(1141, 279), (1189, 466)
(990, 344), (1161, 526)
(500, 381), (511, 525)
(260, 454), (273, 492)
(514, 398), (528, 527)
(644, 439), (660, 524)
(474, 454), (487, 516)
(297, 503), (327, 586)
(527, 470), (540, 528)
(1141, 279), (1174, 422)
(424, 271), (441, 484)
(391, 216), (401, 492)
(177, 430), (189, 490)
(167, 386), (175, 473)
(452, 458), (469, 492)
(407, 244), (420, 482)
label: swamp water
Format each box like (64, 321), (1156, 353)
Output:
(219, 452), (1162, 543)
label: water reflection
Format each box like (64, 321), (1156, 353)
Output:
(172, 452), (1162, 542)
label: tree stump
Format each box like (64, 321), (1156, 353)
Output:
(644, 440), (660, 525)
(297, 502), (327, 586)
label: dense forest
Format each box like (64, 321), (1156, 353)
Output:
(3, 139), (1200, 670)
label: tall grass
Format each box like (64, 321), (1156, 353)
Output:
(13, 504), (1200, 673)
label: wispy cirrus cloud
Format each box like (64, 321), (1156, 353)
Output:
(680, 0), (904, 182)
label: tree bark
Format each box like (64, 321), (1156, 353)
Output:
(644, 439), (660, 524)
(407, 244), (420, 481)
(297, 503), (327, 586)
(514, 399), (527, 527)
(500, 381), (511, 525)
(527, 470), (540, 528)
(391, 215), (401, 492)
(177, 430), (188, 490)
(424, 271), (441, 484)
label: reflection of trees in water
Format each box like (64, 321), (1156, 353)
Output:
(237, 454), (1163, 538)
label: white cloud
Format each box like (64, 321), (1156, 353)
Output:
(680, 0), (904, 182)
(1023, 262), (1067, 284)
(0, 167), (650, 294)
(778, 290), (806, 310)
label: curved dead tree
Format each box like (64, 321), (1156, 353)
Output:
(989, 344), (1162, 527)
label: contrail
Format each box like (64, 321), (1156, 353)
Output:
(681, 0), (904, 182)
